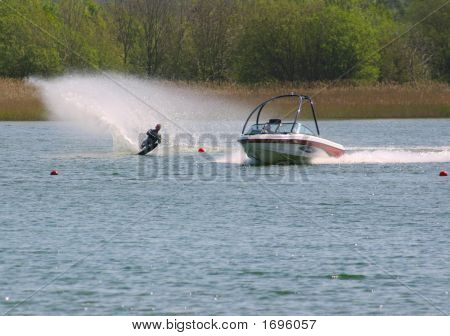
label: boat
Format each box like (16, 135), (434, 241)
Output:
(238, 93), (345, 164)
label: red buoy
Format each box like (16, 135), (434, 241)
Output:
(198, 147), (205, 153)
(439, 170), (448, 177)
(50, 170), (59, 176)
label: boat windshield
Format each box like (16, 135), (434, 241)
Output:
(245, 122), (315, 135)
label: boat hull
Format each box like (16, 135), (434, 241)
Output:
(238, 134), (345, 164)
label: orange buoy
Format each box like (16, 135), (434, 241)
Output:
(439, 170), (448, 176)
(50, 170), (59, 176)
(198, 147), (206, 153)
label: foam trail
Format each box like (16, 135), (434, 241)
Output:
(311, 147), (450, 165)
(31, 73), (248, 152)
(215, 148), (255, 165)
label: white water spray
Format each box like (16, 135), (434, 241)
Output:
(31, 73), (248, 152)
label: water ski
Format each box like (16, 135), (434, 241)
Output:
(138, 143), (158, 155)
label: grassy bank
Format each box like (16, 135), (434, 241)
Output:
(0, 78), (46, 121)
(0, 78), (449, 121)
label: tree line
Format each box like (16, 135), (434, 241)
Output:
(0, 0), (448, 83)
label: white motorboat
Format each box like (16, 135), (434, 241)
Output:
(238, 93), (345, 164)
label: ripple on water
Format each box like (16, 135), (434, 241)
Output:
(2, 120), (450, 315)
(273, 289), (297, 296)
(328, 274), (366, 280)
(238, 269), (266, 276)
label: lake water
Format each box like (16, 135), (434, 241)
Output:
(0, 119), (449, 315)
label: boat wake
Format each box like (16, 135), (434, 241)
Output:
(310, 147), (450, 165)
(214, 147), (450, 165)
(214, 148), (255, 165)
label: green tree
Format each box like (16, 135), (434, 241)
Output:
(57, 0), (121, 71)
(234, 0), (306, 82)
(0, 0), (448, 84)
(108, 0), (139, 67)
(158, 0), (196, 79)
(131, 0), (170, 76)
(406, 0), (450, 81)
(189, 0), (236, 81)
(235, 0), (380, 83)
(0, 0), (62, 77)
(304, 2), (382, 81)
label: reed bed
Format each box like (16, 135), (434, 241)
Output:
(196, 81), (450, 119)
(0, 78), (46, 121)
(0, 78), (449, 121)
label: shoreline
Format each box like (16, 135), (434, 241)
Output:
(0, 78), (449, 121)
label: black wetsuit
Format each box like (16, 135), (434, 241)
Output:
(143, 129), (161, 149)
